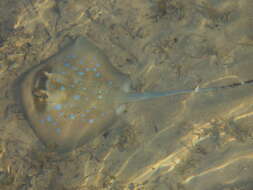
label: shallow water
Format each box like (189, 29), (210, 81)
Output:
(1, 0), (253, 189)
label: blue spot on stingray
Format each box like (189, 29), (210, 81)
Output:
(69, 114), (76, 119)
(60, 86), (65, 91)
(73, 95), (81, 100)
(46, 115), (53, 122)
(95, 72), (101, 78)
(77, 71), (85, 76)
(64, 62), (71, 67)
(56, 78), (62, 83)
(54, 104), (62, 110)
(79, 60), (84, 65)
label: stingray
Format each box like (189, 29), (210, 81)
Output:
(19, 37), (253, 153)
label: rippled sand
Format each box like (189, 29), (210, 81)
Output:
(1, 0), (253, 189)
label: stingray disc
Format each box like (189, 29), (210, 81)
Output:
(20, 37), (130, 152)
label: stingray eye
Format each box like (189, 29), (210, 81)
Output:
(34, 67), (52, 91)
(31, 66), (52, 112)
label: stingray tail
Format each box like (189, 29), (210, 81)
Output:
(121, 79), (253, 103)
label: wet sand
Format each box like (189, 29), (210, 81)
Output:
(1, 0), (253, 189)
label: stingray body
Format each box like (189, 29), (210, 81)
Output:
(20, 37), (253, 152)
(21, 37), (131, 152)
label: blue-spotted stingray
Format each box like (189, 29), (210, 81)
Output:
(20, 37), (253, 153)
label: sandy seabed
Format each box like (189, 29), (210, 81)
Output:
(1, 0), (253, 189)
